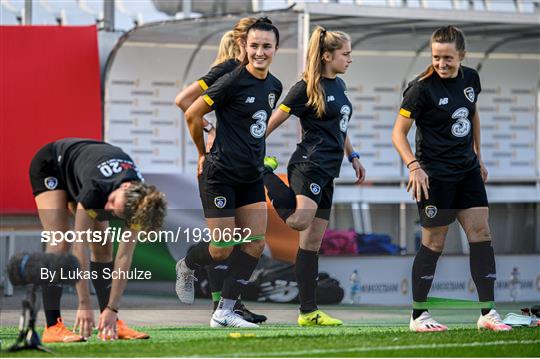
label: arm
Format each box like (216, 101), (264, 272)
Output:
(185, 96), (213, 174)
(174, 82), (211, 128)
(472, 108), (488, 182)
(266, 107), (291, 138)
(72, 203), (97, 339)
(97, 229), (138, 340)
(391, 114), (429, 201)
(344, 135), (366, 184)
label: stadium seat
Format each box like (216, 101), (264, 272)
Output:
(421, 0), (454, 10)
(485, 0), (517, 12)
(115, 0), (171, 25)
(77, 0), (136, 31)
(38, 0), (95, 25)
(516, 0), (538, 12)
(1, 0), (22, 24)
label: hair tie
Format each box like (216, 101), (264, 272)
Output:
(319, 28), (327, 53)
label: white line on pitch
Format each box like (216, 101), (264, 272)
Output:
(217, 339), (540, 357)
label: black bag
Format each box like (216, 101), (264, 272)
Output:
(194, 255), (344, 304)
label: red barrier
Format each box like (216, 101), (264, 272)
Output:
(0, 26), (102, 213)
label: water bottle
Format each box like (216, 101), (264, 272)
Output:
(509, 267), (520, 302)
(349, 269), (360, 304)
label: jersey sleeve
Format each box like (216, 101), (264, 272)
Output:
(399, 80), (426, 120)
(473, 71), (482, 98)
(278, 80), (308, 117)
(197, 60), (237, 91)
(202, 70), (237, 110)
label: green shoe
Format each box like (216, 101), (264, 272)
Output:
(297, 310), (343, 327)
(263, 156), (278, 171)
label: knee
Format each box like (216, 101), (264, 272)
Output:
(209, 246), (233, 262)
(422, 233), (446, 252)
(245, 239), (265, 256)
(466, 224), (491, 242)
(46, 242), (70, 254)
(286, 215), (311, 231)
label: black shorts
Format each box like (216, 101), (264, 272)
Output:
(417, 168), (488, 227)
(198, 159), (265, 218)
(288, 162), (334, 221)
(29, 143), (67, 197)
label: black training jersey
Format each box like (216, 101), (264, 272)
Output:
(197, 59), (240, 91)
(203, 66), (282, 183)
(52, 138), (143, 210)
(280, 77), (352, 178)
(400, 66), (481, 181)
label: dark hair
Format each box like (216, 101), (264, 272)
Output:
(419, 25), (466, 81)
(245, 17), (280, 48)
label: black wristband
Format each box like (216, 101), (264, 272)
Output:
(406, 159), (418, 168)
(106, 305), (119, 313)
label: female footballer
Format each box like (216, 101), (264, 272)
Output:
(176, 18), (282, 328)
(174, 18), (266, 324)
(30, 138), (167, 342)
(262, 26), (366, 326)
(391, 26), (511, 332)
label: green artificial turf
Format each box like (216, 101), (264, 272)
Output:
(1, 323), (538, 357)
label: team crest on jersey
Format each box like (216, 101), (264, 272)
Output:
(451, 107), (471, 137)
(214, 196), (227, 209)
(464, 87), (475, 103)
(268, 93), (276, 109)
(44, 177), (58, 190)
(425, 205), (438, 219)
(310, 183), (321, 195)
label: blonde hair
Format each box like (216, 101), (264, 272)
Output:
(303, 26), (350, 118)
(419, 25), (466, 81)
(211, 17), (257, 67)
(123, 182), (167, 232)
(232, 17), (257, 46)
(212, 31), (236, 66)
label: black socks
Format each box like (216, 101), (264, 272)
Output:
(185, 242), (215, 270)
(42, 283), (63, 327)
(296, 248), (319, 314)
(411, 245), (441, 319)
(90, 261), (113, 312)
(469, 241), (496, 316)
(221, 251), (259, 301)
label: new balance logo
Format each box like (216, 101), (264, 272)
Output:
(214, 265), (228, 270)
(420, 275), (434, 280)
(485, 273), (497, 279)
(236, 279), (250, 285)
(439, 97), (448, 106)
(245, 97), (255, 103)
(327, 95), (335, 102)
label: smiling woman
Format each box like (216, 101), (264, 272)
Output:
(176, 17), (283, 329)
(391, 25), (512, 333)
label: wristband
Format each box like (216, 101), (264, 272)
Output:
(406, 159), (418, 168)
(106, 305), (119, 313)
(409, 167), (420, 173)
(348, 151), (360, 163)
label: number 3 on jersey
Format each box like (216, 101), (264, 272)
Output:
(250, 110), (267, 138)
(339, 105), (351, 133)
